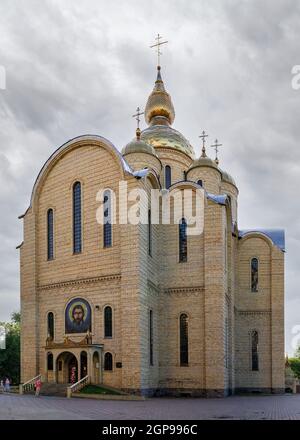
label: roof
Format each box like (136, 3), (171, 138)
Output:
(141, 124), (195, 159)
(22, 134), (148, 213)
(207, 193), (228, 205)
(239, 229), (285, 252)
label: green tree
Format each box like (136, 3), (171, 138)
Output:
(288, 345), (300, 380)
(0, 312), (20, 385)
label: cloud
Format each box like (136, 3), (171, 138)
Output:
(0, 0), (299, 354)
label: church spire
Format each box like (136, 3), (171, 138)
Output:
(144, 35), (175, 126)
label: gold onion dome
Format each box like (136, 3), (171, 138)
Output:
(122, 128), (157, 156)
(144, 66), (175, 125)
(141, 66), (195, 159)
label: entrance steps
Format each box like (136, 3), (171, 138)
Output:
(40, 383), (69, 397)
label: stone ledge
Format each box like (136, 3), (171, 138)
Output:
(38, 273), (121, 291)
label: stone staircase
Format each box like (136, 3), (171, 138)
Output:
(39, 383), (69, 397)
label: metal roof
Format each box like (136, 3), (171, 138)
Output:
(239, 229), (285, 252)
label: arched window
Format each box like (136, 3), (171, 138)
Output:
(104, 352), (113, 371)
(47, 312), (54, 340)
(251, 330), (259, 371)
(179, 218), (187, 262)
(103, 190), (112, 248)
(251, 258), (259, 292)
(180, 313), (189, 366)
(104, 306), (112, 338)
(73, 182), (82, 254)
(165, 165), (171, 189)
(148, 209), (152, 256)
(47, 352), (53, 370)
(47, 209), (54, 260)
(197, 179), (203, 187)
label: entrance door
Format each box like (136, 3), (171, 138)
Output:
(80, 351), (88, 379)
(68, 355), (78, 384)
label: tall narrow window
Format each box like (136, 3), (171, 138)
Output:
(251, 258), (258, 292)
(104, 306), (112, 338)
(149, 310), (153, 366)
(47, 352), (53, 370)
(165, 165), (171, 189)
(148, 209), (152, 256)
(179, 218), (187, 262)
(180, 313), (189, 366)
(73, 182), (82, 254)
(104, 352), (113, 371)
(47, 312), (54, 340)
(251, 330), (259, 371)
(103, 190), (112, 248)
(47, 209), (54, 260)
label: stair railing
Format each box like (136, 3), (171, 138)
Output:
(19, 374), (42, 395)
(67, 375), (90, 398)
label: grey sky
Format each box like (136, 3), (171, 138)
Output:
(0, 0), (299, 355)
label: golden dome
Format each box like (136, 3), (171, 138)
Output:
(122, 128), (157, 157)
(144, 66), (175, 125)
(141, 124), (195, 159)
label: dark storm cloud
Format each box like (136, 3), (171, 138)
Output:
(0, 0), (299, 353)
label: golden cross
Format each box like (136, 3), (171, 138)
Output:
(132, 106), (144, 129)
(211, 139), (222, 165)
(150, 33), (168, 66)
(199, 130), (208, 156)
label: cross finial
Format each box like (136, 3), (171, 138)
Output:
(211, 139), (223, 165)
(150, 33), (168, 67)
(132, 106), (144, 140)
(199, 130), (208, 157)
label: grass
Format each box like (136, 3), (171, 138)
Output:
(79, 385), (122, 395)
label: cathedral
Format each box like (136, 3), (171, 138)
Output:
(18, 59), (285, 397)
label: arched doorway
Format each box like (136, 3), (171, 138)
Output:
(80, 351), (88, 379)
(56, 351), (78, 384)
(93, 352), (100, 384)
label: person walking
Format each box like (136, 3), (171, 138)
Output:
(35, 377), (42, 397)
(4, 378), (10, 393)
(0, 380), (4, 393)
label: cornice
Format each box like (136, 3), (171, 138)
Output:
(38, 273), (121, 291)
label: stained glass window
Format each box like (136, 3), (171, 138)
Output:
(179, 218), (187, 262)
(73, 182), (82, 253)
(103, 190), (112, 247)
(165, 165), (171, 189)
(47, 312), (54, 340)
(104, 306), (112, 338)
(251, 258), (258, 292)
(104, 352), (113, 371)
(47, 209), (54, 260)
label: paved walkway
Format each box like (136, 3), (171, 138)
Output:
(0, 393), (300, 420)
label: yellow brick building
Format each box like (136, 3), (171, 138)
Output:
(18, 65), (285, 397)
